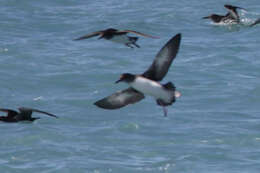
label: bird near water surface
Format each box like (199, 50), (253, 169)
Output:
(74, 28), (159, 48)
(203, 4), (245, 24)
(0, 107), (58, 123)
(94, 33), (182, 116)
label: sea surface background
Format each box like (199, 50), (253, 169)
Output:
(0, 0), (260, 172)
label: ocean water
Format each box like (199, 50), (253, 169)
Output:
(0, 0), (260, 172)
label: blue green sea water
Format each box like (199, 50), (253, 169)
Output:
(1, 0), (260, 172)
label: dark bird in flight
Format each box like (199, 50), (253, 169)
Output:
(203, 4), (245, 24)
(94, 33), (182, 116)
(74, 28), (159, 48)
(0, 107), (58, 123)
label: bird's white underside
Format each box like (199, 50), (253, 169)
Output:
(129, 76), (173, 102)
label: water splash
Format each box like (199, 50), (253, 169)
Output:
(33, 96), (43, 101)
(240, 10), (260, 26)
(0, 48), (8, 53)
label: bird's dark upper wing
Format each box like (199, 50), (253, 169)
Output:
(142, 33), (181, 81)
(224, 5), (245, 20)
(226, 9), (239, 20)
(74, 31), (102, 41)
(94, 87), (145, 109)
(19, 107), (58, 118)
(119, 30), (159, 38)
(0, 108), (18, 118)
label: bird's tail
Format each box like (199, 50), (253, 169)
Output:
(163, 82), (176, 91)
(130, 37), (140, 48)
(156, 82), (181, 106)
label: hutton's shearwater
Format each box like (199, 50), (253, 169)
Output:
(74, 28), (159, 48)
(0, 107), (58, 123)
(203, 4), (245, 24)
(94, 34), (182, 116)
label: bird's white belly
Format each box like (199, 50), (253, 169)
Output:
(110, 35), (129, 44)
(130, 77), (172, 101)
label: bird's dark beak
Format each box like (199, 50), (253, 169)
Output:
(115, 75), (123, 84)
(202, 16), (210, 19)
(115, 78), (122, 84)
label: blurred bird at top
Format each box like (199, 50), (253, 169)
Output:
(74, 28), (159, 48)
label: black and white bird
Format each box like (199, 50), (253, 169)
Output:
(94, 34), (182, 116)
(0, 107), (58, 123)
(203, 4), (245, 24)
(74, 28), (159, 48)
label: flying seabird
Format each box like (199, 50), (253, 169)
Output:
(94, 33), (182, 116)
(74, 28), (159, 48)
(203, 4), (245, 24)
(0, 107), (58, 123)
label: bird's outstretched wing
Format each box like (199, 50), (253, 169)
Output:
(119, 30), (159, 38)
(224, 5), (245, 20)
(142, 33), (181, 81)
(94, 88), (145, 109)
(74, 31), (102, 41)
(19, 107), (58, 118)
(0, 108), (18, 118)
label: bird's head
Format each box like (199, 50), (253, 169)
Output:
(115, 73), (135, 84)
(202, 14), (217, 19)
(202, 14), (223, 22)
